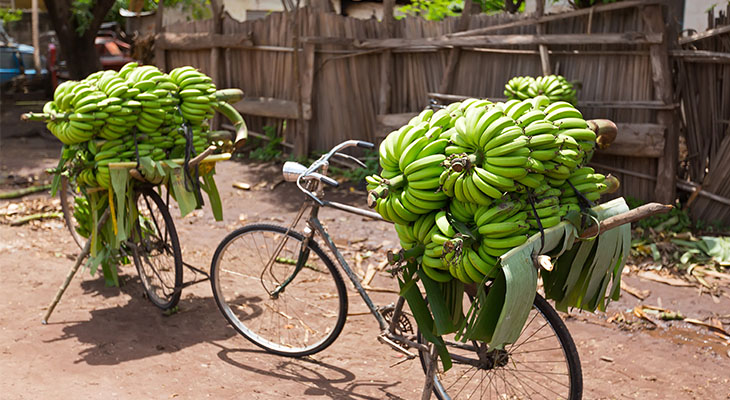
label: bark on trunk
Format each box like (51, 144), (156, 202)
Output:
(45, 0), (117, 80)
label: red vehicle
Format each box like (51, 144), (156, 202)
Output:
(95, 31), (135, 71)
(49, 22), (135, 86)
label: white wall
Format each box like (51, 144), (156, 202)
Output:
(524, 0), (726, 32)
(683, 0), (724, 32)
(223, 0), (285, 21)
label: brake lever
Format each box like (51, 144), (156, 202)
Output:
(333, 152), (367, 169)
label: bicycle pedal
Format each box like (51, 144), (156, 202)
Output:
(377, 334), (416, 359)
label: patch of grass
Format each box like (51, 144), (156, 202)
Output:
(248, 125), (283, 162)
(626, 196), (730, 235)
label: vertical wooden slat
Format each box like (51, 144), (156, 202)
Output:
(209, 0), (223, 84)
(536, 0), (552, 75)
(154, 0), (166, 71)
(437, 0), (475, 94)
(300, 42), (316, 155)
(378, 0), (395, 115)
(642, 4), (678, 204)
(291, 2), (307, 157)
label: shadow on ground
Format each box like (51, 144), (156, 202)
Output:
(45, 273), (237, 365)
(215, 345), (406, 400)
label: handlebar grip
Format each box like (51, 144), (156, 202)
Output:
(357, 141), (375, 149)
(318, 174), (339, 188)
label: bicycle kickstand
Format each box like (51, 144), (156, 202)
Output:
(377, 333), (417, 359)
(421, 344), (439, 400)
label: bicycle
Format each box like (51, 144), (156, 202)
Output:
(209, 140), (583, 399)
(57, 145), (238, 311)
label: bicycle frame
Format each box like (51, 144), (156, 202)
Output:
(267, 174), (431, 359)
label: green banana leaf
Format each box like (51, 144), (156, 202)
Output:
(418, 269), (457, 335)
(399, 263), (452, 371)
(698, 236), (730, 266)
(169, 167), (198, 217)
(553, 198), (631, 312)
(489, 245), (539, 347)
(200, 167), (223, 221)
(458, 197), (631, 349)
(110, 167), (131, 244)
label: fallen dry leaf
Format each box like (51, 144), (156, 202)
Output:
(633, 306), (659, 326)
(621, 280), (650, 300)
(684, 318), (730, 336)
(637, 270), (694, 287)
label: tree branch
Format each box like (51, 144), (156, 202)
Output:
(87, 0), (119, 39)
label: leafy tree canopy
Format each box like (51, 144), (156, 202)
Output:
(0, 8), (23, 25)
(397, 0), (526, 21)
(71, 0), (211, 36)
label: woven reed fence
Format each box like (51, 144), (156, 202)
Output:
(154, 0), (682, 205)
(674, 4), (730, 223)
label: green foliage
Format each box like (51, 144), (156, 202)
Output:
(396, 0), (526, 20)
(0, 8), (23, 25)
(627, 196), (730, 235)
(626, 196), (691, 233)
(569, 0), (620, 8)
(478, 0), (525, 13)
(72, 0), (95, 36)
(100, 0), (212, 34)
(248, 125), (283, 161)
(328, 150), (379, 184)
(170, 0), (212, 21)
(397, 0), (463, 21)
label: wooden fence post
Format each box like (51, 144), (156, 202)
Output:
(154, 0), (166, 71)
(642, 4), (678, 204)
(378, 0), (395, 115)
(209, 0), (223, 84)
(297, 42), (315, 158)
(536, 0), (552, 75)
(292, 1), (310, 158)
(209, 0), (223, 129)
(437, 0), (476, 94)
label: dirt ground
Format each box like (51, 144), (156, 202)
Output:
(1, 102), (729, 399)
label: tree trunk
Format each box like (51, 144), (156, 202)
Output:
(45, 0), (117, 80)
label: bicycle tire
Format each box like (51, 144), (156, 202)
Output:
(418, 291), (583, 400)
(131, 186), (183, 310)
(59, 176), (84, 250)
(210, 223), (348, 357)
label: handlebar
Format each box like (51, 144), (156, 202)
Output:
(292, 140), (374, 205)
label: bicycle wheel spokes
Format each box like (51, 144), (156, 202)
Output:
(211, 224), (348, 357)
(423, 293), (580, 400)
(132, 187), (182, 309)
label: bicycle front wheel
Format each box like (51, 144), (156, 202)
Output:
(131, 186), (183, 310)
(210, 224), (348, 357)
(419, 292), (582, 400)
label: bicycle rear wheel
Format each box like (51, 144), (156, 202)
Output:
(210, 223), (348, 357)
(130, 186), (183, 310)
(419, 292), (582, 400)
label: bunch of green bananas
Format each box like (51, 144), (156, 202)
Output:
(39, 62), (241, 189)
(504, 75), (578, 105)
(169, 66), (216, 155)
(368, 94), (615, 285)
(366, 109), (451, 223)
(71, 196), (92, 238)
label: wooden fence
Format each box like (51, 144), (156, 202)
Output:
(155, 0), (681, 206)
(674, 4), (730, 223)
